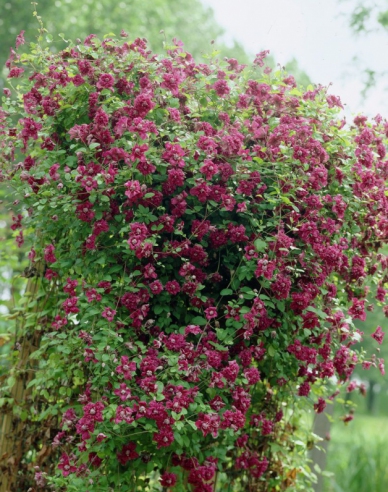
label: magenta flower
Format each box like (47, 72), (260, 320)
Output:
(114, 405), (134, 424)
(204, 306), (217, 320)
(44, 244), (57, 263)
(51, 315), (68, 330)
(76, 202), (95, 223)
(114, 383), (132, 401)
(57, 453), (77, 477)
(20, 117), (42, 140)
(15, 231), (24, 248)
(88, 452), (102, 468)
(213, 79), (230, 97)
(149, 280), (163, 295)
(97, 281), (112, 294)
(117, 442), (139, 465)
(84, 235), (97, 250)
(8, 67), (24, 78)
(124, 179), (142, 200)
(49, 163), (60, 180)
(96, 73), (115, 90)
(271, 274), (291, 300)
(371, 326), (385, 345)
(81, 177), (98, 192)
(164, 334), (186, 352)
(153, 427), (175, 448)
(63, 278), (78, 296)
(185, 324), (202, 336)
(348, 298), (366, 321)
(83, 401), (104, 422)
(160, 472), (177, 487)
(116, 356), (136, 379)
(85, 288), (102, 303)
(195, 413), (220, 438)
(62, 297), (79, 315)
(298, 381), (311, 397)
(244, 367), (261, 385)
(379, 358), (385, 375)
(15, 30), (25, 48)
(200, 159), (219, 180)
(221, 410), (246, 431)
(102, 307), (116, 322)
(45, 269), (58, 280)
(137, 160), (156, 175)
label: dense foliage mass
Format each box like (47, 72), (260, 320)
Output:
(1, 31), (388, 491)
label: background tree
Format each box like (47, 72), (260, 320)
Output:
(0, 0), (248, 90)
(342, 0), (388, 98)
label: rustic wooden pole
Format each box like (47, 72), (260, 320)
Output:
(0, 266), (43, 492)
(309, 403), (334, 492)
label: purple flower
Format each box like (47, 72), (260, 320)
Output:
(116, 356), (136, 380)
(102, 307), (116, 322)
(371, 326), (385, 345)
(96, 73), (115, 90)
(204, 306), (217, 320)
(57, 453), (77, 477)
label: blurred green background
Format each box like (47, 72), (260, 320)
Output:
(1, 2), (388, 491)
(323, 414), (388, 492)
(321, 305), (388, 492)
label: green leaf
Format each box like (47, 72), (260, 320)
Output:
(187, 420), (197, 431)
(209, 341), (228, 351)
(154, 305), (166, 315)
(190, 316), (207, 326)
(156, 381), (164, 393)
(220, 288), (233, 296)
(281, 196), (292, 205)
(174, 432), (183, 446)
(268, 345), (276, 357)
(306, 306), (327, 319)
(7, 376), (16, 389)
(276, 301), (285, 312)
(254, 239), (267, 252)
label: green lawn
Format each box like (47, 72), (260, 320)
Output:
(323, 415), (388, 492)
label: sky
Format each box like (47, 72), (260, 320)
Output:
(201, 0), (388, 118)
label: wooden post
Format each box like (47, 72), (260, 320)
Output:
(309, 403), (334, 492)
(0, 267), (42, 492)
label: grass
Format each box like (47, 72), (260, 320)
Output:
(323, 415), (388, 492)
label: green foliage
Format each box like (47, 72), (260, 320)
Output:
(0, 0), (251, 390)
(1, 29), (387, 492)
